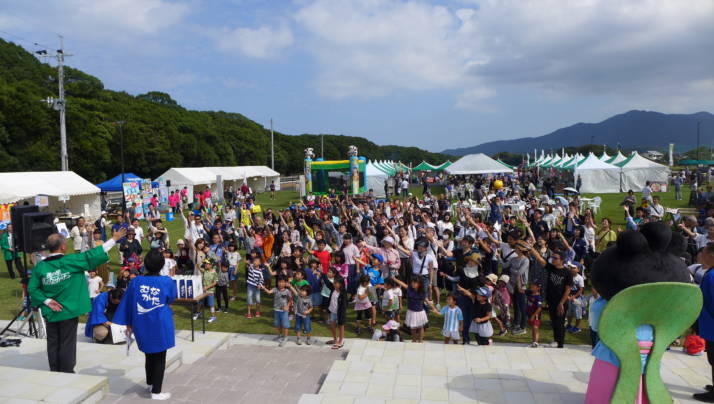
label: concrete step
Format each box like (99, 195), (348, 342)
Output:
(0, 365), (108, 404)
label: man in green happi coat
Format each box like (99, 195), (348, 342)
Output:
(29, 228), (126, 373)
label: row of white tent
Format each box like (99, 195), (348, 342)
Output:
(0, 166), (280, 220)
(574, 152), (669, 193)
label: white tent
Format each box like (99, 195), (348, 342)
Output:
(600, 151), (611, 161)
(366, 160), (389, 197)
(617, 152), (670, 192)
(607, 151), (628, 165)
(0, 171), (102, 219)
(446, 153), (514, 175)
(156, 166), (281, 202)
(574, 154), (621, 193)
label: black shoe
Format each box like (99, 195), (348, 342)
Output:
(693, 391), (714, 402)
(707, 385), (714, 392)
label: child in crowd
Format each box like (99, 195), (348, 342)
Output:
(226, 243), (241, 301)
(320, 267), (338, 323)
(325, 276), (347, 349)
(566, 264), (585, 334)
(526, 283), (543, 347)
(392, 276), (428, 343)
(261, 275), (292, 347)
(493, 274), (511, 336)
(200, 259), (218, 323)
(215, 261), (230, 313)
(355, 274), (376, 335)
(379, 277), (398, 320)
(305, 259), (323, 320)
(428, 293), (463, 344)
(87, 269), (103, 302)
(289, 284), (314, 345)
(461, 286), (493, 345)
(246, 257), (264, 318)
(311, 239), (331, 274)
(332, 253), (349, 283)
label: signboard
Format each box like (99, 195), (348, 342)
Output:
(123, 181), (145, 220)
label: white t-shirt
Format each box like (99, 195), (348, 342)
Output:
(411, 252), (437, 276)
(87, 276), (102, 298)
(391, 288), (402, 309)
(131, 225), (144, 243)
(381, 288), (394, 308)
(160, 258), (176, 276)
(401, 180), (409, 190)
(356, 286), (370, 305)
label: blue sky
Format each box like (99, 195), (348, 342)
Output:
(1, 0), (713, 152)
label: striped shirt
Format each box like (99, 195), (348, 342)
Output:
(247, 264), (264, 287)
(440, 306), (463, 333)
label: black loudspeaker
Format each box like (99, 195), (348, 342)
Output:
(22, 212), (56, 253)
(166, 180), (171, 187)
(10, 205), (38, 252)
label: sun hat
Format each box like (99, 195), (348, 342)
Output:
(382, 320), (400, 331)
(498, 274), (510, 284)
(485, 274), (498, 284)
(381, 236), (395, 246)
(465, 252), (482, 263)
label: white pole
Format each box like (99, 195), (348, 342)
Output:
(270, 118), (274, 170)
(58, 35), (68, 171)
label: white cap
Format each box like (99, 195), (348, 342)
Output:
(382, 236), (395, 246)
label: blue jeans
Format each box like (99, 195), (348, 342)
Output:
(512, 290), (527, 330)
(294, 315), (312, 334)
(274, 310), (290, 329)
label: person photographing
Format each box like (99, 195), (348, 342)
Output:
(113, 249), (177, 400)
(28, 228), (126, 373)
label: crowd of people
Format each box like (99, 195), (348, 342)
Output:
(72, 169), (702, 352)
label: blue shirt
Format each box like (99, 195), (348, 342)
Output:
(590, 297), (653, 371)
(113, 275), (177, 354)
(85, 292), (110, 338)
(699, 269), (714, 341)
(441, 306), (463, 332)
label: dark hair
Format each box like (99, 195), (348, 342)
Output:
(359, 274), (370, 285)
(277, 275), (289, 283)
(144, 249), (166, 275)
(300, 284), (312, 295)
(109, 288), (124, 301)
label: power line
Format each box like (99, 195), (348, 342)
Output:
(0, 29), (51, 50)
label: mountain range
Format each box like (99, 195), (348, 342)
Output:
(442, 110), (714, 156)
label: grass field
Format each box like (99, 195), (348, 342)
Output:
(0, 186), (691, 345)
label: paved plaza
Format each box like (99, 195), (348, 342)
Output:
(0, 322), (711, 403)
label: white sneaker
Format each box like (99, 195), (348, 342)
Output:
(208, 316), (217, 323)
(549, 341), (559, 348)
(151, 392), (171, 400)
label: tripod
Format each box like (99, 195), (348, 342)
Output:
(0, 250), (46, 339)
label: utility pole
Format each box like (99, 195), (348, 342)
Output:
(270, 118), (274, 170)
(697, 121), (702, 161)
(37, 35), (72, 171)
(113, 121), (126, 216)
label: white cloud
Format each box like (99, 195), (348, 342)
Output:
(215, 24), (294, 58)
(291, 0), (714, 110)
(0, 0), (189, 47)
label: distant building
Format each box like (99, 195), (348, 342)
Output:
(642, 150), (664, 160)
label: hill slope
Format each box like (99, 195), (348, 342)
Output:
(0, 38), (449, 182)
(443, 110), (714, 156)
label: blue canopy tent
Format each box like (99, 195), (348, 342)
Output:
(95, 173), (142, 192)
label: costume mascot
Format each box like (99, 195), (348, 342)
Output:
(585, 222), (694, 404)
